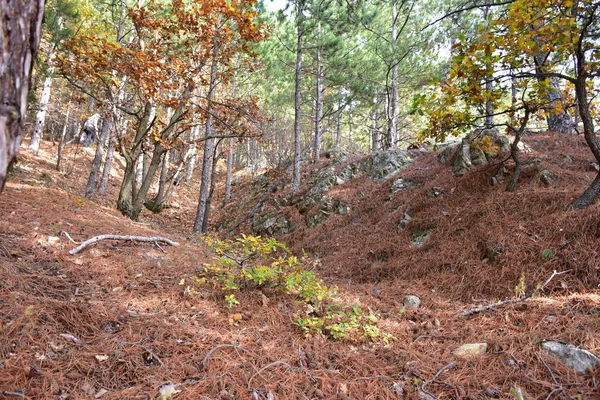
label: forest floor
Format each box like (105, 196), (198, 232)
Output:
(0, 134), (599, 400)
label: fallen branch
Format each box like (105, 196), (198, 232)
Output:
(421, 361), (457, 398)
(247, 361), (293, 392)
(456, 270), (570, 318)
(69, 234), (179, 255)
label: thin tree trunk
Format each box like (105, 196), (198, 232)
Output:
(224, 138), (234, 206)
(292, 1), (304, 194)
(313, 30), (323, 162)
(335, 105), (342, 148)
(385, 0), (399, 150)
(534, 52), (573, 134)
(29, 51), (55, 155)
(84, 115), (109, 199)
(193, 42), (220, 233)
(204, 144), (221, 232)
(56, 100), (71, 171)
(99, 121), (119, 195)
(185, 125), (199, 183)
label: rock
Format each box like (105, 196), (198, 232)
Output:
(296, 196), (320, 214)
(470, 146), (488, 166)
(403, 295), (421, 310)
(390, 178), (414, 194)
(26, 221), (41, 226)
(306, 197), (350, 228)
(364, 149), (416, 183)
(453, 140), (473, 176)
(541, 341), (600, 374)
(411, 228), (433, 248)
(538, 169), (558, 186)
(398, 204), (413, 231)
(427, 186), (444, 197)
(252, 213), (293, 236)
(516, 141), (533, 153)
(560, 153), (573, 166)
(438, 146), (454, 164)
(452, 343), (488, 358)
(307, 167), (337, 196)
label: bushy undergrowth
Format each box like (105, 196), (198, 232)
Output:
(188, 234), (394, 343)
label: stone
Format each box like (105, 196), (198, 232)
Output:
(411, 228), (433, 248)
(470, 146), (488, 166)
(453, 140), (473, 176)
(390, 178), (414, 194)
(296, 196), (320, 214)
(438, 146), (454, 164)
(364, 149), (416, 183)
(398, 204), (413, 231)
(252, 213), (293, 236)
(516, 141), (533, 153)
(538, 169), (558, 186)
(452, 343), (488, 358)
(403, 295), (421, 310)
(541, 341), (600, 374)
(305, 197), (350, 228)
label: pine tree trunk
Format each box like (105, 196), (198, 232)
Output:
(84, 115), (109, 199)
(313, 35), (323, 163)
(385, 0), (399, 150)
(292, 2), (304, 194)
(185, 125), (199, 183)
(335, 105), (342, 148)
(203, 145), (221, 232)
(0, 0), (45, 193)
(56, 100), (71, 171)
(224, 138), (234, 206)
(193, 42), (220, 233)
(29, 53), (55, 156)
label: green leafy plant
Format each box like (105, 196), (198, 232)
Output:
(192, 235), (395, 343)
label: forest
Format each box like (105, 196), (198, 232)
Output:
(0, 0), (600, 399)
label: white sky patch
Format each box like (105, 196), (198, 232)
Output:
(264, 0), (287, 12)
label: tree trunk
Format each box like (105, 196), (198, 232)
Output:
(149, 151), (169, 210)
(385, 0), (399, 150)
(204, 144), (221, 232)
(193, 42), (220, 233)
(292, 1), (304, 194)
(0, 0), (45, 194)
(99, 123), (118, 195)
(534, 52), (573, 134)
(185, 125), (199, 183)
(313, 32), (323, 163)
(570, 74), (600, 209)
(224, 138), (234, 206)
(56, 100), (71, 171)
(84, 115), (109, 198)
(29, 50), (55, 156)
(335, 105), (342, 148)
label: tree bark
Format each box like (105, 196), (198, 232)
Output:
(534, 52), (573, 134)
(99, 125), (118, 195)
(224, 138), (234, 206)
(313, 30), (323, 163)
(56, 100), (71, 171)
(185, 125), (199, 183)
(0, 0), (46, 194)
(385, 0), (399, 150)
(29, 49), (56, 155)
(570, 73), (600, 209)
(193, 42), (220, 232)
(84, 115), (109, 198)
(292, 1), (304, 194)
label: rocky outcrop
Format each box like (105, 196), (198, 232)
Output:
(252, 213), (293, 236)
(305, 197), (350, 228)
(450, 129), (511, 176)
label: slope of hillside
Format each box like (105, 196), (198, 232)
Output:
(0, 136), (599, 399)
